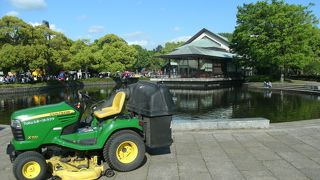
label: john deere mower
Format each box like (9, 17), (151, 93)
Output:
(6, 81), (174, 180)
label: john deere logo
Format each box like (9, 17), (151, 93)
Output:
(19, 110), (75, 122)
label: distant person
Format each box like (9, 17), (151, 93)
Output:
(267, 81), (272, 88)
(263, 81), (267, 88)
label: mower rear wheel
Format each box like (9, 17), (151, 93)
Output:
(103, 130), (145, 172)
(13, 151), (47, 180)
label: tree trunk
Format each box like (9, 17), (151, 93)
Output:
(85, 66), (88, 79)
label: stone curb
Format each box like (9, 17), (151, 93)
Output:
(1, 118), (270, 132)
(0, 81), (115, 94)
(171, 117), (270, 131)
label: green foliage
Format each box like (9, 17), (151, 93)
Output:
(246, 75), (272, 82)
(304, 61), (320, 75)
(92, 34), (137, 73)
(151, 41), (185, 70)
(218, 32), (233, 41)
(0, 16), (183, 75)
(132, 45), (152, 70)
(0, 16), (72, 74)
(231, 0), (320, 78)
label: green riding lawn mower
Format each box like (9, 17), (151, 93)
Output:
(6, 81), (174, 180)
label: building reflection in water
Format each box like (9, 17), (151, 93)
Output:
(171, 87), (251, 120)
(171, 87), (320, 123)
(1, 86), (320, 125)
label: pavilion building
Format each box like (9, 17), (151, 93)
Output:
(160, 28), (239, 78)
(153, 28), (242, 89)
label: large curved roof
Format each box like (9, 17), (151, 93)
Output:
(160, 28), (236, 60)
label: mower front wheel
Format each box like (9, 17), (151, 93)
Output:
(13, 151), (47, 180)
(103, 130), (145, 172)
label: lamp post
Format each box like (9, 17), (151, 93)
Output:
(43, 20), (51, 75)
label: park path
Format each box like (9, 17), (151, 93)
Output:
(2, 119), (320, 179)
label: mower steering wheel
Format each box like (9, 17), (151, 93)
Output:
(78, 91), (91, 100)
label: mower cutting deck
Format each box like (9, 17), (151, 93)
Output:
(7, 81), (174, 180)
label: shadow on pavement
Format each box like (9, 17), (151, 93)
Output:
(146, 147), (171, 156)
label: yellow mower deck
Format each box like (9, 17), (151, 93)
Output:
(47, 156), (104, 180)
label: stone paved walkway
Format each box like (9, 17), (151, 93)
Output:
(2, 119), (320, 179)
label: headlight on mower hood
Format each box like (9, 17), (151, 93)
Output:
(11, 120), (22, 129)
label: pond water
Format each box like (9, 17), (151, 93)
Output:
(1, 85), (320, 125)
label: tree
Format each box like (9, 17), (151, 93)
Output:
(218, 33), (233, 41)
(132, 45), (152, 71)
(150, 41), (185, 71)
(0, 16), (34, 46)
(231, 0), (319, 80)
(92, 34), (137, 73)
(0, 16), (73, 74)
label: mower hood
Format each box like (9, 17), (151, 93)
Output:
(11, 102), (76, 122)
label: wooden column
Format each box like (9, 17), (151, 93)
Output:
(168, 59), (171, 78)
(197, 58), (200, 78)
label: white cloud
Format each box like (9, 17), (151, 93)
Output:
(76, 34), (93, 42)
(127, 40), (148, 47)
(88, 25), (104, 33)
(28, 22), (63, 32)
(9, 0), (47, 10)
(173, 26), (181, 32)
(170, 35), (191, 42)
(6, 10), (19, 17)
(50, 24), (63, 33)
(123, 31), (145, 40)
(29, 22), (42, 27)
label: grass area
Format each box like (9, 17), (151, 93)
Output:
(79, 77), (114, 82)
(0, 81), (61, 88)
(138, 77), (150, 81)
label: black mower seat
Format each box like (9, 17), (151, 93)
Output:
(94, 92), (126, 119)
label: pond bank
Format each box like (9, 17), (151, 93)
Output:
(0, 81), (116, 94)
(244, 81), (320, 95)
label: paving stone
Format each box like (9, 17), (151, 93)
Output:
(232, 133), (265, 148)
(175, 142), (200, 157)
(177, 156), (208, 174)
(263, 160), (308, 180)
(206, 161), (244, 180)
(291, 135), (320, 151)
(299, 168), (320, 180)
(267, 132), (303, 146)
(291, 143), (320, 159)
(179, 172), (212, 180)
(241, 170), (277, 180)
(277, 151), (320, 169)
(192, 133), (216, 143)
(246, 146), (281, 161)
(232, 157), (266, 171)
(173, 133), (195, 143)
(148, 162), (179, 180)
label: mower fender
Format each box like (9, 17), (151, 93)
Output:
(6, 143), (16, 162)
(97, 118), (143, 148)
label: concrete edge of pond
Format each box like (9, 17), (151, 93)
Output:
(0, 81), (116, 94)
(244, 82), (320, 95)
(2, 119), (320, 133)
(0, 118), (270, 133)
(171, 117), (270, 131)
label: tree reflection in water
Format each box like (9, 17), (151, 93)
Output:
(0, 86), (320, 124)
(171, 88), (320, 123)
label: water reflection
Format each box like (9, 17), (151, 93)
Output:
(172, 88), (320, 123)
(0, 86), (115, 125)
(1, 86), (320, 124)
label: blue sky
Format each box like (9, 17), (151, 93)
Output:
(1, 0), (319, 49)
